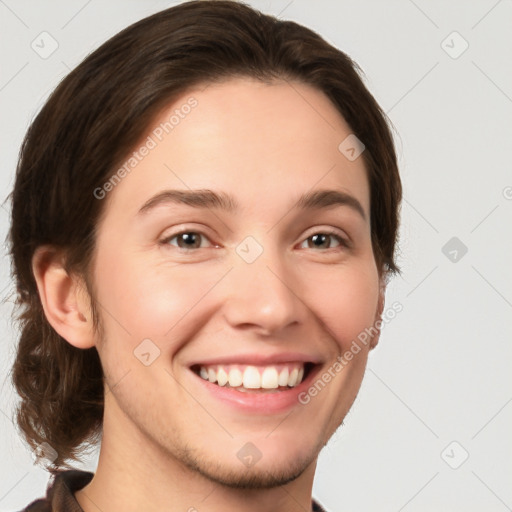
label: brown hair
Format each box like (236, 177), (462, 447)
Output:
(7, 0), (402, 472)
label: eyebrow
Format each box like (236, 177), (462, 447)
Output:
(137, 188), (366, 220)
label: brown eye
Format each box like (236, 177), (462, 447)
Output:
(300, 232), (347, 250)
(163, 231), (210, 250)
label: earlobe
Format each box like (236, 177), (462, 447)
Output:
(32, 245), (95, 349)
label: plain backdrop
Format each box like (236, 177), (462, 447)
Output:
(1, 1), (511, 511)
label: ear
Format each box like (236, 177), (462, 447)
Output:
(369, 275), (386, 350)
(32, 245), (95, 349)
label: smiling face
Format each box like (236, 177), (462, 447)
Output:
(87, 77), (384, 488)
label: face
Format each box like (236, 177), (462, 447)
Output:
(88, 77), (383, 488)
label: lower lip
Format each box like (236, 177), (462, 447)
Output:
(190, 365), (321, 414)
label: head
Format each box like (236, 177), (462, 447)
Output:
(8, 0), (401, 484)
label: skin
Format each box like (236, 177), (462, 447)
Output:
(33, 77), (385, 512)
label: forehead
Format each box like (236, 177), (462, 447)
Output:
(100, 77), (370, 223)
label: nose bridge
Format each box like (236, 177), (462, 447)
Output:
(222, 234), (304, 334)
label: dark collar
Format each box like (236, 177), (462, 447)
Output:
(23, 469), (93, 511)
(23, 469), (328, 512)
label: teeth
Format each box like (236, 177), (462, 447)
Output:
(217, 367), (229, 386)
(196, 363), (307, 391)
(243, 366), (261, 388)
(261, 367), (279, 389)
(288, 368), (298, 387)
(278, 367), (289, 386)
(228, 368), (243, 387)
(297, 366), (304, 384)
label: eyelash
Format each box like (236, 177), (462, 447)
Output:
(159, 229), (349, 251)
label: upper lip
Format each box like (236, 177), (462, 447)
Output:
(189, 352), (323, 367)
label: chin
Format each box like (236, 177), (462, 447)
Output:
(186, 449), (318, 490)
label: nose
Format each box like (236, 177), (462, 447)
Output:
(221, 244), (307, 336)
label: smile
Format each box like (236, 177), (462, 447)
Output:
(191, 362), (315, 392)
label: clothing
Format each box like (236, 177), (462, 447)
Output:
(21, 470), (93, 512)
(21, 469), (328, 511)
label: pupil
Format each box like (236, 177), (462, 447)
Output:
(311, 234), (328, 248)
(182, 233), (198, 247)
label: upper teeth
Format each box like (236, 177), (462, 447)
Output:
(198, 364), (305, 389)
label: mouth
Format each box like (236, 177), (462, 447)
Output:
(190, 361), (317, 393)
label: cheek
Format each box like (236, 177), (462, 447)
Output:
(304, 262), (380, 352)
(92, 261), (221, 391)
(95, 251), (227, 341)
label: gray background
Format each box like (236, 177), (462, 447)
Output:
(1, 1), (511, 510)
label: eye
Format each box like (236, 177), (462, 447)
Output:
(299, 231), (348, 250)
(161, 231), (213, 250)
(160, 229), (349, 252)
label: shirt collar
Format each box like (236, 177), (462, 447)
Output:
(33, 470), (328, 512)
